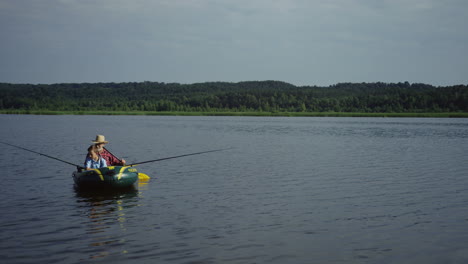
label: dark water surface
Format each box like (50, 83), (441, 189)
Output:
(0, 115), (467, 264)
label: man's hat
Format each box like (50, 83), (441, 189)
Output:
(92, 135), (109, 144)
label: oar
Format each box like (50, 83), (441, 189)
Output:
(137, 172), (150, 181)
(0, 141), (84, 169)
(128, 148), (232, 166)
(104, 147), (150, 180)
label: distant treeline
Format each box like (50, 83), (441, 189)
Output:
(0, 81), (467, 113)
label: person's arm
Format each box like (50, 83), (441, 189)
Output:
(110, 155), (122, 166)
(102, 149), (125, 166)
(101, 157), (107, 168)
(84, 157), (93, 170)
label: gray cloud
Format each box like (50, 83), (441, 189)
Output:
(0, 0), (467, 85)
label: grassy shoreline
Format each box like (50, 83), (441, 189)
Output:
(1, 110), (467, 118)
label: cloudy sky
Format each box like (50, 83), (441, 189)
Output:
(0, 0), (467, 86)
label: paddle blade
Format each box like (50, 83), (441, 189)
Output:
(138, 173), (150, 181)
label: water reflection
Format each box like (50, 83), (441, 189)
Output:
(74, 186), (142, 260)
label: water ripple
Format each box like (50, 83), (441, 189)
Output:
(1, 116), (467, 264)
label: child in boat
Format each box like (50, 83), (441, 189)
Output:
(84, 145), (107, 170)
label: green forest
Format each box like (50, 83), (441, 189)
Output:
(0, 81), (467, 114)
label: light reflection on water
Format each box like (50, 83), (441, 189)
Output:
(74, 187), (140, 261)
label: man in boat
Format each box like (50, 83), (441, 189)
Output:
(92, 135), (127, 166)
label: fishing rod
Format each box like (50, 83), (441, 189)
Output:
(128, 148), (232, 166)
(0, 141), (84, 168)
(1, 141), (230, 169)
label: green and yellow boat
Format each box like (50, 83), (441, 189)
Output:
(73, 166), (139, 189)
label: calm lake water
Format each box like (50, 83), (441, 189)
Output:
(0, 115), (467, 264)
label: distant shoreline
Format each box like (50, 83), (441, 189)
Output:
(1, 110), (467, 118)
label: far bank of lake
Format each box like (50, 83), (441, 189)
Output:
(1, 110), (468, 118)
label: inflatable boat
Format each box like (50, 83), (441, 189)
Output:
(72, 166), (139, 189)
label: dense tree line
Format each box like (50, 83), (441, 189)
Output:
(0, 81), (467, 113)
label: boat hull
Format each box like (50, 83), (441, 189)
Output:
(72, 166), (138, 189)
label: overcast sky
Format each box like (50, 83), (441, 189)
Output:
(0, 0), (467, 86)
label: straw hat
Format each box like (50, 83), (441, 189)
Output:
(92, 135), (109, 144)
